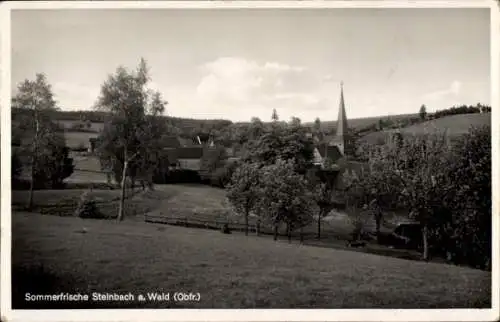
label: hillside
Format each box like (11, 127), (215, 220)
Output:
(359, 113), (491, 145)
(12, 211), (490, 309)
(304, 113), (418, 132)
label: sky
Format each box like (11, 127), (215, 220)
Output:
(11, 7), (491, 122)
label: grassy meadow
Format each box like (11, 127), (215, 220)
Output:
(12, 211), (491, 309)
(360, 113), (491, 145)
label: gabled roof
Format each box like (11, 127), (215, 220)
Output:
(177, 147), (204, 159)
(316, 144), (342, 161)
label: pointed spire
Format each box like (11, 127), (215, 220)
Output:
(336, 81), (348, 138)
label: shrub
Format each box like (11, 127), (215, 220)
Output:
(165, 169), (201, 184)
(74, 191), (104, 219)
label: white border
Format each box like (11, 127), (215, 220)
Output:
(0, 1), (498, 322)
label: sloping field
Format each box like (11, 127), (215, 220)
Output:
(12, 212), (491, 309)
(57, 120), (104, 133)
(360, 113), (491, 145)
(69, 154), (107, 183)
(304, 113), (418, 132)
(64, 131), (99, 149)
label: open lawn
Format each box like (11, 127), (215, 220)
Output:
(12, 212), (491, 309)
(11, 188), (165, 219)
(360, 113), (491, 145)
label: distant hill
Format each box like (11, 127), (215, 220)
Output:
(359, 113), (491, 145)
(304, 113), (419, 132)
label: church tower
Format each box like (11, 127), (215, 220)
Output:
(329, 82), (354, 156)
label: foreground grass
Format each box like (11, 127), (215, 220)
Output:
(12, 212), (491, 309)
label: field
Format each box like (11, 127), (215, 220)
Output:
(64, 131), (99, 149)
(69, 154), (108, 183)
(11, 188), (165, 219)
(359, 113), (491, 145)
(57, 119), (104, 133)
(12, 210), (491, 309)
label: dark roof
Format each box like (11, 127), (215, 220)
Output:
(177, 147), (204, 159)
(316, 144), (342, 161)
(162, 136), (181, 148)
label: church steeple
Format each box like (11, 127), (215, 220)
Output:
(336, 81), (348, 139)
(330, 81), (354, 156)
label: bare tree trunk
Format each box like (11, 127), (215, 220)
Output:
(273, 224), (278, 241)
(256, 219), (260, 236)
(300, 225), (304, 243)
(287, 223), (291, 243)
(375, 214), (382, 244)
(28, 115), (39, 210)
(422, 225), (429, 261)
(244, 208), (249, 236)
(28, 155), (35, 210)
(317, 209), (322, 240)
(117, 159), (129, 222)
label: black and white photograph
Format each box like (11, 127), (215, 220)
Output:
(1, 0), (498, 321)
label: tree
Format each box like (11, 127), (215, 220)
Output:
(256, 159), (314, 242)
(249, 117), (265, 141)
(444, 125), (491, 268)
(226, 162), (262, 236)
(308, 168), (339, 240)
(271, 108), (279, 122)
(11, 74), (60, 209)
(313, 117), (323, 141)
(290, 116), (301, 127)
(395, 133), (452, 260)
(95, 58), (167, 221)
(245, 121), (314, 173)
(419, 104), (427, 121)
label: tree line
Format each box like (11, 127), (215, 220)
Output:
(225, 110), (491, 270)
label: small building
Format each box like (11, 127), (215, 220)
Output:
(176, 147), (204, 171)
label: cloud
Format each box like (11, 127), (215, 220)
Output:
(189, 56), (336, 120)
(52, 82), (100, 109)
(423, 80), (462, 100)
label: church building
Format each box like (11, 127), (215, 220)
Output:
(313, 82), (355, 168)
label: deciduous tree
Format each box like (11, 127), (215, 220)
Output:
(256, 159), (314, 242)
(95, 58), (167, 221)
(11, 74), (66, 208)
(226, 162), (262, 236)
